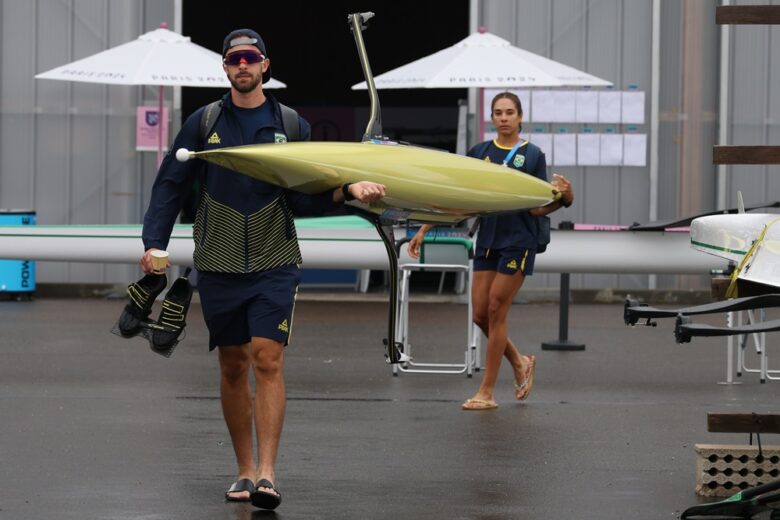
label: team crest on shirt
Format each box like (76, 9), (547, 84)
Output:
(274, 132), (288, 143)
(513, 155), (525, 168)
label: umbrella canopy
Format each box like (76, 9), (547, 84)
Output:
(35, 27), (285, 89)
(352, 30), (611, 89)
(36, 26), (286, 165)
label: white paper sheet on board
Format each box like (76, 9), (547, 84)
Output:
(577, 133), (600, 165)
(550, 91), (576, 123)
(598, 91), (622, 123)
(600, 133), (623, 165)
(621, 91), (645, 124)
(623, 133), (647, 166)
(529, 133), (553, 165)
(517, 90), (531, 121)
(575, 91), (599, 123)
(531, 91), (556, 122)
(553, 133), (576, 165)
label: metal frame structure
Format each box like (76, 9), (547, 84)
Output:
(734, 310), (779, 383)
(625, 294), (780, 384)
(393, 260), (481, 377)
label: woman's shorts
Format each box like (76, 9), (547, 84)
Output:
(197, 265), (301, 350)
(474, 246), (536, 276)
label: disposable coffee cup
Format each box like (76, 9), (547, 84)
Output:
(150, 250), (169, 273)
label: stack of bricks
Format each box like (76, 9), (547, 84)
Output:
(695, 444), (780, 496)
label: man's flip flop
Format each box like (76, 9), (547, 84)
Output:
(225, 478), (255, 502)
(462, 398), (498, 411)
(514, 355), (536, 401)
(250, 479), (282, 510)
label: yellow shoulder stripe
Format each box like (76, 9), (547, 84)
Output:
(492, 139), (529, 150)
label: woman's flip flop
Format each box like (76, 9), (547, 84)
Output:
(514, 355), (536, 401)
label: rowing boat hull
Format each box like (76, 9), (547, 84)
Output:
(191, 141), (559, 223)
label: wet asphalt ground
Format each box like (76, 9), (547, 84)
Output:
(1, 295), (779, 520)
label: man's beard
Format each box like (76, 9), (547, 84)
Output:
(229, 71), (262, 93)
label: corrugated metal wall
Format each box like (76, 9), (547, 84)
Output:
(0, 0), (175, 284)
(480, 0), (717, 291)
(727, 1), (780, 205)
(1, 0), (778, 289)
(479, 0), (780, 291)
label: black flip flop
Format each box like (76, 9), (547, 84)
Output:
(225, 478), (255, 502)
(250, 478), (282, 510)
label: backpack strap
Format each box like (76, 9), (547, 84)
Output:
(467, 217), (480, 238)
(200, 100), (223, 144)
(200, 99), (300, 143)
(195, 101), (224, 207)
(279, 102), (300, 141)
(470, 140), (492, 159)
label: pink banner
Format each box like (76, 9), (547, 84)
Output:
(573, 223), (627, 231)
(573, 223), (690, 232)
(136, 106), (169, 152)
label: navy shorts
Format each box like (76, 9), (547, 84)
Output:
(474, 246), (536, 276)
(197, 265), (301, 350)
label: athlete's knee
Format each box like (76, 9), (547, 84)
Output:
(251, 339), (284, 376)
(487, 295), (510, 321)
(219, 347), (250, 384)
(472, 310), (489, 333)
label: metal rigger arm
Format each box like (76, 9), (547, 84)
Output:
(348, 12), (402, 363)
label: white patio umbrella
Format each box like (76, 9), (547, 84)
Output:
(352, 30), (611, 89)
(36, 24), (286, 165)
(352, 29), (612, 144)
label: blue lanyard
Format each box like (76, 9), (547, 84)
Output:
(501, 140), (524, 167)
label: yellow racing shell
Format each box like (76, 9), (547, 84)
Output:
(186, 140), (561, 224)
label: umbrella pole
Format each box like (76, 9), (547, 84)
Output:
(478, 87), (485, 143)
(157, 85), (164, 168)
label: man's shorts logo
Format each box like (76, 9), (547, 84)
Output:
(278, 319), (289, 333)
(207, 132), (221, 144)
(274, 133), (288, 143)
(506, 259), (518, 270)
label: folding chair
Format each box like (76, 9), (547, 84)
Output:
(394, 236), (481, 376)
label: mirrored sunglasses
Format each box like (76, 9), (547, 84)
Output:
(223, 50), (265, 66)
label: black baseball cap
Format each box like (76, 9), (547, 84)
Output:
(222, 29), (271, 83)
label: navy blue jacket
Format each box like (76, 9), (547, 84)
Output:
(142, 93), (341, 273)
(468, 140), (548, 250)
